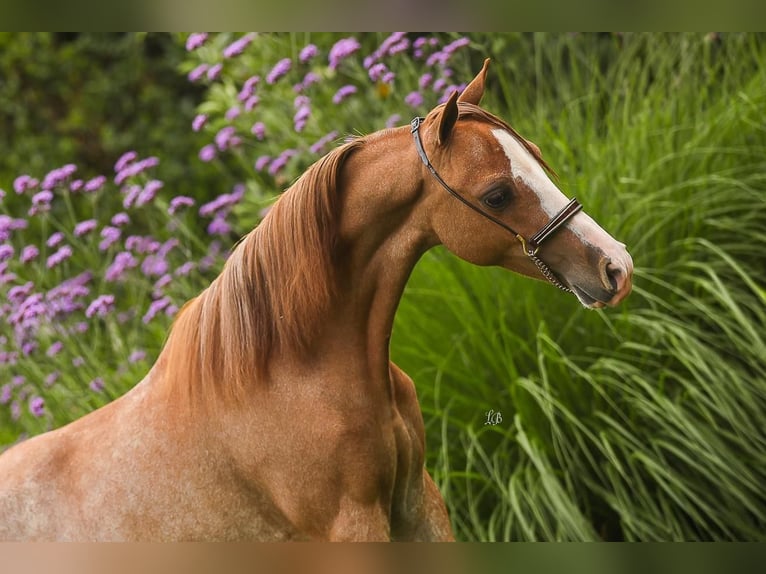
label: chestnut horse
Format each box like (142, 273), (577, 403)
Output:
(0, 60), (632, 541)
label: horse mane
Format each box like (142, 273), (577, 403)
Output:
(160, 137), (364, 408)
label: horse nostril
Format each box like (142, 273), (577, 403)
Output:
(599, 257), (621, 293)
(605, 261), (622, 293)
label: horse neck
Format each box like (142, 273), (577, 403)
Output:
(321, 129), (436, 382)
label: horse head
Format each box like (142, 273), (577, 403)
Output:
(414, 59), (633, 308)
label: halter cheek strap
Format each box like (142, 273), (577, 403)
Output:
(410, 116), (583, 293)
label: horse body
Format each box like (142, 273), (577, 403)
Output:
(0, 60), (632, 541)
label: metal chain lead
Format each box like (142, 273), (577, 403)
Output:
(528, 252), (573, 293)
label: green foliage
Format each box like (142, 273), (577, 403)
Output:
(392, 33), (766, 540)
(0, 33), (222, 205)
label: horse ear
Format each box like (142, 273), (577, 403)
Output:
(437, 89), (460, 145)
(458, 58), (490, 105)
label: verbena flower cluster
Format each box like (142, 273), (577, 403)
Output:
(1, 32), (476, 437)
(1, 151), (237, 428)
(184, 33), (473, 192)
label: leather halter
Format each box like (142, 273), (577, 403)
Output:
(410, 116), (583, 293)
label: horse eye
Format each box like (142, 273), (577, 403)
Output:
(482, 187), (511, 210)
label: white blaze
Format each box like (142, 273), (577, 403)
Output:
(491, 128), (607, 244)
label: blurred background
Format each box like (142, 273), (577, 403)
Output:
(1, 32), (765, 541)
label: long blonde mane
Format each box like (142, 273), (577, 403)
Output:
(161, 138), (363, 407)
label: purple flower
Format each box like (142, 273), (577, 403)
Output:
(368, 63), (388, 82)
(105, 251), (138, 282)
(206, 63), (223, 81)
(1, 384), (12, 405)
(89, 377), (105, 393)
(198, 187), (245, 218)
(126, 235), (160, 254)
(122, 185), (141, 210)
(225, 106), (241, 121)
(29, 396), (45, 417)
(85, 294), (115, 318)
(46, 341), (63, 357)
(299, 44), (319, 63)
(388, 38), (410, 55)
(45, 372), (59, 387)
(47, 231), (64, 248)
(439, 85), (465, 104)
(72, 356), (85, 367)
(332, 85), (357, 105)
(46, 245), (73, 268)
(41, 164), (76, 190)
(419, 73), (433, 90)
(255, 155), (271, 172)
(0, 267), (17, 285)
(99, 226), (121, 251)
(142, 296), (172, 324)
(192, 113), (207, 132)
(207, 216), (231, 236)
(154, 273), (172, 291)
(0, 244), (13, 261)
(188, 63), (209, 82)
(266, 58), (291, 84)
(238, 75), (260, 101)
(0, 188), (5, 200)
(310, 131), (339, 154)
(328, 37), (360, 70)
(32, 190), (53, 206)
(244, 95), (260, 112)
(136, 180), (163, 207)
(405, 91), (424, 108)
(174, 261), (196, 277)
(114, 151), (137, 173)
(386, 114), (402, 129)
(169, 195), (195, 215)
(114, 156), (159, 185)
(297, 72), (320, 92)
(199, 144), (217, 162)
(433, 77), (447, 93)
(251, 122), (266, 140)
(111, 212), (130, 227)
(128, 349), (147, 363)
(159, 238), (179, 258)
(186, 33), (208, 51)
(268, 149), (296, 176)
(74, 219), (98, 237)
(83, 175), (106, 193)
(21, 341), (38, 356)
(14, 175), (33, 194)
(215, 127), (236, 150)
(8, 281), (34, 304)
(367, 32), (407, 66)
(70, 179), (83, 192)
(223, 33), (256, 58)
(444, 37), (471, 53)
(141, 254), (168, 277)
(294, 104), (311, 132)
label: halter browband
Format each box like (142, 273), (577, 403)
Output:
(410, 116), (583, 293)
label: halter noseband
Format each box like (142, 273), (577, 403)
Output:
(410, 116), (582, 294)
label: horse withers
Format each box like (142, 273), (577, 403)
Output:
(0, 59), (632, 541)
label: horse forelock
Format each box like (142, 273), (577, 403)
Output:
(162, 138), (364, 409)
